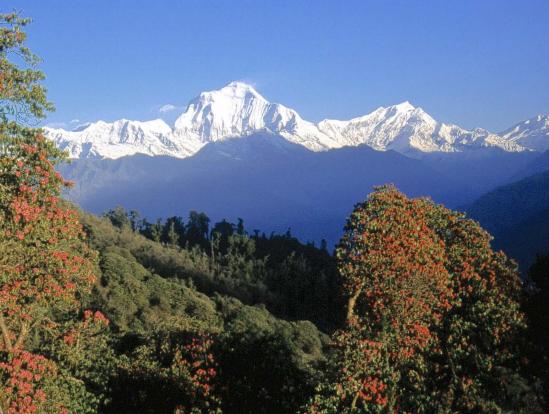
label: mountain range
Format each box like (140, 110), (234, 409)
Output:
(45, 81), (549, 270)
(45, 81), (549, 159)
(57, 134), (471, 246)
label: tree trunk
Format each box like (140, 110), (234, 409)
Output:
(346, 287), (362, 325)
(0, 314), (13, 352)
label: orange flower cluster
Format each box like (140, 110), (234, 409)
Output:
(82, 309), (109, 327)
(0, 350), (56, 414)
(62, 310), (110, 347)
(178, 336), (217, 397)
(357, 377), (388, 406)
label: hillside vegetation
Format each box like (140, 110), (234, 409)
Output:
(2, 12), (549, 414)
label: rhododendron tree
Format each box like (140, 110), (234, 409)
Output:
(419, 195), (527, 411)
(307, 186), (529, 413)
(0, 12), (99, 413)
(110, 326), (221, 413)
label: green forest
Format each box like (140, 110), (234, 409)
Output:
(2, 13), (549, 414)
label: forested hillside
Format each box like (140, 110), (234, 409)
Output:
(3, 12), (549, 414)
(80, 211), (334, 413)
(465, 170), (549, 270)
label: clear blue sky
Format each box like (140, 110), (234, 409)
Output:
(10, 0), (549, 131)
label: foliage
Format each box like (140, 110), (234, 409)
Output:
(0, 12), (108, 413)
(80, 211), (330, 413)
(98, 208), (341, 329)
(307, 186), (538, 413)
(465, 170), (549, 271)
(0, 13), (53, 125)
(108, 324), (221, 414)
(214, 298), (328, 414)
(0, 350), (58, 414)
(40, 310), (116, 413)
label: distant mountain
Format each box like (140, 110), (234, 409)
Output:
(45, 81), (529, 160)
(172, 81), (340, 152)
(46, 119), (178, 159)
(494, 207), (549, 272)
(421, 149), (537, 200)
(59, 133), (473, 245)
(500, 115), (549, 152)
(465, 170), (549, 237)
(45, 81), (549, 258)
(317, 102), (523, 155)
(464, 170), (549, 270)
(512, 150), (549, 180)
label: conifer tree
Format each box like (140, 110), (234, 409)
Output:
(166, 221), (180, 246)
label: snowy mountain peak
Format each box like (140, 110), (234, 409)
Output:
(46, 118), (179, 159)
(392, 101), (415, 112)
(500, 114), (549, 152)
(174, 81), (282, 143)
(44, 82), (537, 160)
(196, 81), (265, 103)
(223, 80), (261, 95)
(172, 81), (341, 151)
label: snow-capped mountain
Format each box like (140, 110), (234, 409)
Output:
(44, 81), (531, 159)
(318, 102), (524, 154)
(173, 81), (340, 152)
(46, 119), (181, 159)
(500, 115), (549, 152)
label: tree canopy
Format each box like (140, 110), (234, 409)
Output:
(307, 186), (534, 413)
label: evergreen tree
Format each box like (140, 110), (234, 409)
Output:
(523, 253), (549, 409)
(211, 219), (234, 254)
(149, 218), (163, 243)
(166, 220), (180, 247)
(129, 209), (141, 232)
(236, 218), (245, 236)
(162, 216), (185, 246)
(320, 239), (328, 253)
(104, 206), (130, 229)
(186, 211), (210, 249)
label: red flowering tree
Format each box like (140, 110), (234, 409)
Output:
(306, 186), (528, 413)
(419, 194), (527, 411)
(109, 323), (221, 414)
(0, 13), (100, 413)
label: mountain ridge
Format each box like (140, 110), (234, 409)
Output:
(45, 81), (539, 160)
(464, 169), (549, 270)
(500, 114), (549, 152)
(58, 132), (472, 246)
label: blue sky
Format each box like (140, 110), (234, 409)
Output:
(10, 0), (549, 131)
